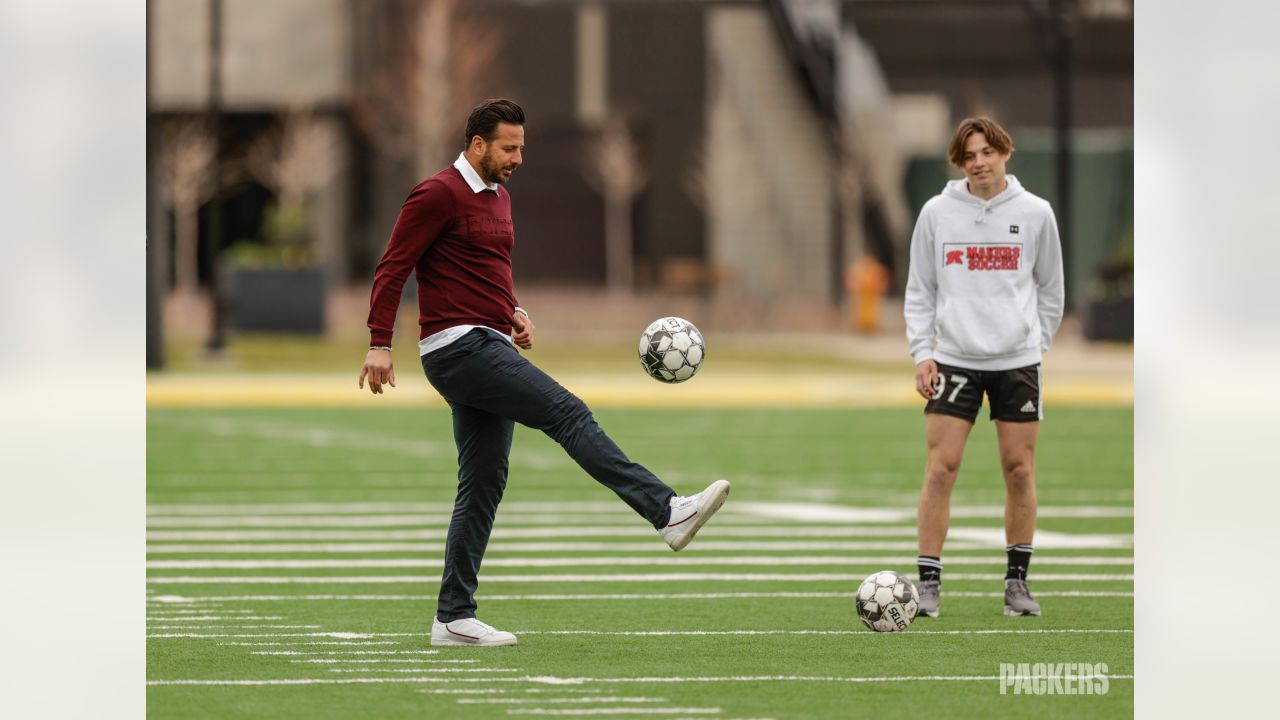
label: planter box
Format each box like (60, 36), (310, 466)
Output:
(227, 267), (326, 333)
(1081, 296), (1133, 342)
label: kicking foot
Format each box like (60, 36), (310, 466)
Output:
(659, 479), (731, 552)
(431, 617), (517, 646)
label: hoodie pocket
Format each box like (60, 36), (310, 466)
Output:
(937, 297), (1033, 358)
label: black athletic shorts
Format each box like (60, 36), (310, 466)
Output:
(924, 363), (1042, 423)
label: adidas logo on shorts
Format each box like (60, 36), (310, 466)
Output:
(1020, 400), (1036, 413)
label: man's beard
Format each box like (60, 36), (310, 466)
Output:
(480, 150), (510, 185)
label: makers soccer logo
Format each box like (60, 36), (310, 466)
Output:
(944, 244), (1021, 271)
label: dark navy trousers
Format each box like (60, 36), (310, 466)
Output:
(422, 329), (675, 622)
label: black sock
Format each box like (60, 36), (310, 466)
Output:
(1006, 544), (1033, 580)
(917, 555), (942, 583)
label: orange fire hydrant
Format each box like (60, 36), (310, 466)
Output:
(846, 257), (890, 334)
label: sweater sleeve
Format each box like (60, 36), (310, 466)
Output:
(904, 204), (939, 364)
(367, 182), (454, 347)
(1035, 206), (1066, 353)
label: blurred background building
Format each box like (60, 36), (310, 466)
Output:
(146, 0), (1133, 367)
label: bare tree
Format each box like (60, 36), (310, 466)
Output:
(583, 119), (648, 293)
(158, 119), (216, 299)
(242, 107), (343, 209)
(355, 0), (505, 178)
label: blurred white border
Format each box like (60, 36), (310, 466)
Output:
(0, 2), (143, 719)
(1137, 2), (1280, 717)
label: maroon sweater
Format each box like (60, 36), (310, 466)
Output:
(367, 165), (519, 348)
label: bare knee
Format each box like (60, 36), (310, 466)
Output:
(924, 457), (961, 491)
(1002, 458), (1035, 494)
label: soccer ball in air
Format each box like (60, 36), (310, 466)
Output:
(638, 316), (705, 383)
(855, 570), (920, 632)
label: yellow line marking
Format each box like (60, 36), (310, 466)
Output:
(147, 373), (1132, 408)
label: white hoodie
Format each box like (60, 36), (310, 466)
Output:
(904, 175), (1065, 371)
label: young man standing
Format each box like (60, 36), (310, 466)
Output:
(359, 99), (730, 646)
(904, 116), (1065, 618)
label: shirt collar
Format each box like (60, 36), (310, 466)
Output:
(453, 153), (499, 194)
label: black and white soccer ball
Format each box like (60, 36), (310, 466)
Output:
(855, 570), (920, 632)
(638, 316), (705, 383)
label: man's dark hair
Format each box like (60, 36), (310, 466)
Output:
(464, 99), (525, 147)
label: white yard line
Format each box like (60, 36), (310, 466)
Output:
(327, 668), (519, 673)
(147, 620), (320, 625)
(145, 526), (1132, 542)
(512, 629), (1133, 637)
(144, 541), (997, 553)
(146, 573), (1134, 584)
(459, 698), (664, 705)
(144, 608), (248, 614)
(146, 515), (732, 528)
(731, 502), (1131, 521)
(218, 641), (402, 646)
(145, 556), (1133, 569)
(145, 511), (1130, 528)
(147, 500), (1131, 520)
(147, 673), (1135, 687)
(154, 628), (1130, 640)
(149, 591), (1134, 602)
(292, 659), (479, 664)
(150, 631), (418, 639)
(505, 709), (721, 716)
(252, 650), (440, 656)
(145, 615), (284, 621)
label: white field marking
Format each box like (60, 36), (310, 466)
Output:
(149, 497), (1133, 516)
(944, 527), (1133, 549)
(459, 698), (664, 705)
(144, 608), (249, 614)
(195, 417), (453, 460)
(147, 526), (909, 540)
(327, 668), (519, 674)
(505, 709), (721, 717)
(252, 650), (440, 656)
(147, 595), (224, 604)
(144, 510), (1132, 528)
(218, 641), (401, 646)
(147, 501), (646, 515)
(149, 625), (321, 630)
(512, 629), (1133, 637)
(163, 590), (1134, 602)
(732, 502), (1131, 523)
(150, 632), (417, 639)
(292, 659), (479, 664)
(144, 514), (711, 528)
(145, 555), (1133, 570)
(145, 615), (285, 621)
(146, 572), (1134, 584)
(419, 689), (515, 695)
(417, 689), (604, 695)
(160, 628), (1133, 640)
(144, 526), (1133, 546)
(147, 674), (1134, 687)
(144, 541), (993, 554)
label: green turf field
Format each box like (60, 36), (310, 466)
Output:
(147, 405), (1133, 719)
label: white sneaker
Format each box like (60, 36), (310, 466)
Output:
(430, 617), (517, 647)
(659, 479), (731, 552)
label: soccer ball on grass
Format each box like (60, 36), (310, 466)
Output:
(855, 570), (919, 632)
(638, 317), (705, 383)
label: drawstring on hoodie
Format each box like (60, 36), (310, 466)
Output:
(975, 200), (991, 224)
